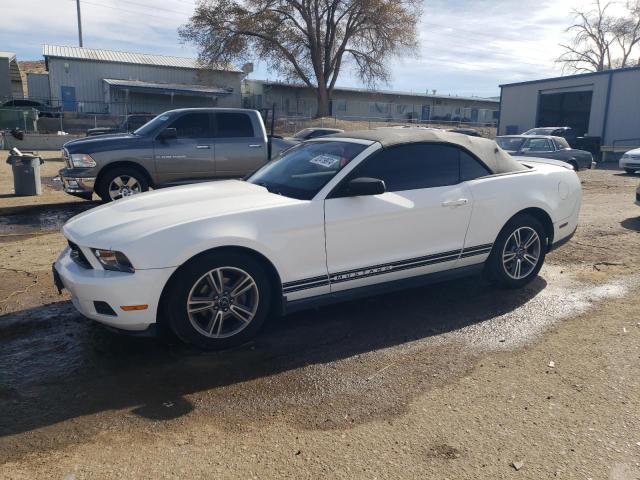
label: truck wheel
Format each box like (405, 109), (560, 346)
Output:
(97, 167), (149, 202)
(484, 214), (546, 289)
(165, 251), (272, 350)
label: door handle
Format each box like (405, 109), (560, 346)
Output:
(248, 144), (263, 148)
(442, 198), (469, 207)
(196, 145), (210, 149)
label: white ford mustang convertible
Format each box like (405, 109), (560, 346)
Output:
(54, 129), (582, 349)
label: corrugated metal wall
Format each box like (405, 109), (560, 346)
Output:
(47, 58), (243, 112)
(498, 68), (640, 146)
(27, 73), (50, 101)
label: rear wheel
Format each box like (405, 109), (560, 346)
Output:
(484, 214), (546, 289)
(97, 167), (149, 202)
(625, 168), (637, 174)
(568, 160), (579, 171)
(165, 251), (271, 350)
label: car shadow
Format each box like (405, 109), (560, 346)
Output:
(0, 201), (99, 234)
(0, 274), (546, 440)
(621, 217), (640, 232)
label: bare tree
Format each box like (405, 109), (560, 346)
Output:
(179, 0), (420, 117)
(557, 0), (640, 73)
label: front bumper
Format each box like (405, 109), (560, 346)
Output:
(620, 157), (640, 170)
(59, 167), (96, 198)
(54, 246), (176, 331)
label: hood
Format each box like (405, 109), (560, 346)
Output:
(63, 133), (138, 153)
(513, 155), (574, 170)
(63, 180), (299, 249)
(624, 148), (640, 156)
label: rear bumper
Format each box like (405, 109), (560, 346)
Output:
(549, 225), (577, 251)
(54, 246), (176, 331)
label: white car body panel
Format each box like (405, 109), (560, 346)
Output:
(55, 136), (582, 332)
(324, 183), (473, 292)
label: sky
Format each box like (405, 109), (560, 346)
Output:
(0, 0), (597, 98)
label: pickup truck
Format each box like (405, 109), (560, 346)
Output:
(60, 108), (292, 202)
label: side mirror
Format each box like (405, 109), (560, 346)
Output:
(345, 177), (386, 196)
(158, 128), (177, 141)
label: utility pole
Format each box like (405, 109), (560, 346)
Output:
(76, 0), (84, 47)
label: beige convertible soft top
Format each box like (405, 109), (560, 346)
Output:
(329, 128), (526, 174)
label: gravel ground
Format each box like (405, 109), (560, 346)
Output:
(0, 156), (639, 479)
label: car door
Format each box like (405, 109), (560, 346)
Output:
(154, 112), (215, 184)
(323, 143), (474, 293)
(213, 111), (267, 176)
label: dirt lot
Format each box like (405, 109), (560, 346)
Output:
(1, 152), (639, 479)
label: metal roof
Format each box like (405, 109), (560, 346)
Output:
(500, 64), (640, 88)
(103, 79), (233, 96)
(256, 80), (498, 104)
(43, 45), (241, 73)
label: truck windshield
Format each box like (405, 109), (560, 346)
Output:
(133, 113), (171, 136)
(247, 141), (369, 200)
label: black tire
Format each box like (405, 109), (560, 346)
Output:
(568, 160), (579, 171)
(484, 214), (547, 289)
(625, 168), (637, 174)
(96, 166), (149, 203)
(165, 251), (272, 350)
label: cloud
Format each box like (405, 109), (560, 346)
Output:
(1, 0), (596, 97)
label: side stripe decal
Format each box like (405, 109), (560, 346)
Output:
(282, 243), (494, 293)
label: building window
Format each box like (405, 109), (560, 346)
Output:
(369, 102), (390, 114)
(335, 99), (347, 112)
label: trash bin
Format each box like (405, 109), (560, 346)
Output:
(6, 147), (43, 196)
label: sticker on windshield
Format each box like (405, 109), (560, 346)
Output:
(309, 154), (341, 168)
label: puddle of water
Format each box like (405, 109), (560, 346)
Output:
(0, 203), (95, 236)
(451, 266), (640, 351)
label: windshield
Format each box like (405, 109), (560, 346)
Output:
(524, 128), (555, 135)
(133, 113), (171, 136)
(293, 128), (314, 140)
(247, 140), (368, 200)
(496, 137), (526, 151)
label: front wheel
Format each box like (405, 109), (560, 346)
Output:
(484, 214), (546, 289)
(97, 167), (149, 202)
(165, 251), (272, 350)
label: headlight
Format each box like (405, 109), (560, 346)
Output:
(70, 153), (97, 168)
(92, 249), (135, 273)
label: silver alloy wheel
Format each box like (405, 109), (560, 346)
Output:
(108, 175), (142, 200)
(501, 226), (542, 280)
(186, 267), (259, 339)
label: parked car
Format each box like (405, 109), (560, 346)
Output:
(449, 127), (482, 137)
(290, 127), (343, 140)
(619, 148), (640, 174)
(53, 128), (581, 349)
(1, 99), (62, 118)
(522, 126), (601, 155)
(86, 113), (155, 137)
(495, 135), (595, 170)
(60, 108), (289, 202)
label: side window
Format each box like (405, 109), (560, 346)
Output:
(216, 112), (255, 138)
(525, 138), (553, 152)
(554, 137), (570, 150)
(460, 151), (490, 181)
(351, 144), (459, 192)
(168, 113), (212, 138)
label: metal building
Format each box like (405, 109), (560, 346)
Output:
(40, 45), (245, 115)
(0, 51), (25, 101)
(498, 66), (640, 158)
(245, 80), (499, 124)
